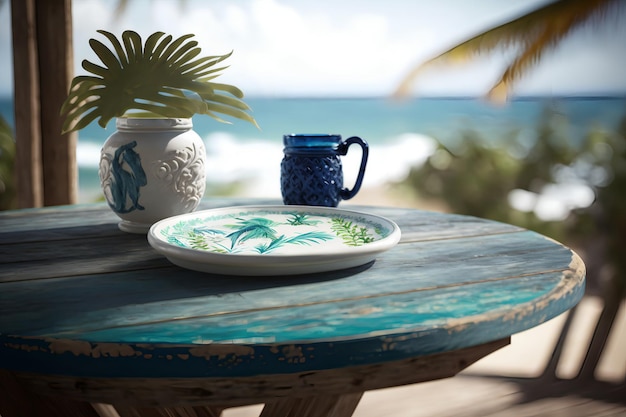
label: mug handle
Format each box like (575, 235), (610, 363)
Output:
(338, 136), (369, 200)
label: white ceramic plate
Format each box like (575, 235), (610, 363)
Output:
(148, 205), (401, 276)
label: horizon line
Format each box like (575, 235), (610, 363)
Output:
(1, 93), (626, 102)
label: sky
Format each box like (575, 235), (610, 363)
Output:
(1, 0), (626, 98)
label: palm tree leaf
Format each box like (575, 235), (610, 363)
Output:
(169, 42), (199, 65)
(131, 96), (198, 117)
(394, 0), (619, 100)
(70, 109), (101, 131)
(81, 60), (108, 78)
(66, 81), (102, 104)
(180, 51), (233, 74)
(203, 111), (230, 125)
(151, 34), (173, 60)
(192, 65), (229, 79)
(61, 98), (93, 122)
(160, 87), (188, 97)
(88, 39), (122, 71)
(204, 101), (258, 127)
(172, 51), (207, 75)
(97, 30), (128, 67)
(159, 33), (195, 62)
(63, 91), (100, 116)
(63, 76), (100, 105)
(202, 92), (251, 111)
(61, 30), (257, 132)
(205, 82), (245, 99)
(143, 31), (165, 58)
(63, 100), (104, 132)
(487, 23), (571, 102)
(180, 59), (223, 75)
(179, 81), (215, 95)
(129, 31), (144, 59)
(68, 75), (99, 88)
(122, 30), (142, 63)
(132, 103), (194, 118)
(485, 0), (617, 101)
(151, 94), (206, 114)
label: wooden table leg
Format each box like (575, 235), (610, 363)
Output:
(260, 393), (363, 417)
(113, 405), (224, 417)
(0, 369), (101, 417)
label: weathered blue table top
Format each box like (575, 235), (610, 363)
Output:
(0, 199), (585, 380)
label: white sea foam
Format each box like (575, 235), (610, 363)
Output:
(353, 132), (437, 187)
(76, 141), (102, 168)
(203, 132), (284, 197)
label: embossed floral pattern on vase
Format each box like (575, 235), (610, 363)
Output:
(153, 142), (206, 210)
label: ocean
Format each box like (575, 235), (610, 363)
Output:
(1, 96), (625, 203)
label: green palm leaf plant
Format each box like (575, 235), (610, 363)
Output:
(394, 0), (619, 102)
(61, 30), (258, 133)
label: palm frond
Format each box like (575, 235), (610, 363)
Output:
(143, 31), (165, 58)
(151, 34), (174, 60)
(394, 0), (620, 101)
(61, 30), (257, 133)
(97, 29), (129, 67)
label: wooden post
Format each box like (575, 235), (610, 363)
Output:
(36, 0), (77, 206)
(11, 0), (43, 208)
(10, 0), (77, 208)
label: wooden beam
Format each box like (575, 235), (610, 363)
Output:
(10, 0), (77, 208)
(35, 0), (77, 206)
(11, 0), (44, 208)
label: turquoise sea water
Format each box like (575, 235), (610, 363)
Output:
(1, 96), (625, 203)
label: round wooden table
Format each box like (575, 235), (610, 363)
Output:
(0, 199), (586, 417)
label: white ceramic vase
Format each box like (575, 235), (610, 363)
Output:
(99, 117), (206, 233)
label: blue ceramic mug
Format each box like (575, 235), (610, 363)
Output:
(280, 134), (369, 207)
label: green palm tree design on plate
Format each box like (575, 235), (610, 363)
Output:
(330, 217), (375, 246)
(225, 217), (278, 250)
(255, 231), (334, 254)
(225, 217), (333, 254)
(159, 211), (383, 255)
(191, 227), (229, 252)
(286, 213), (321, 226)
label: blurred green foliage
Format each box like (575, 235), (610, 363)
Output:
(0, 115), (16, 210)
(403, 106), (626, 294)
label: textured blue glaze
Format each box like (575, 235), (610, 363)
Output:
(280, 134), (369, 206)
